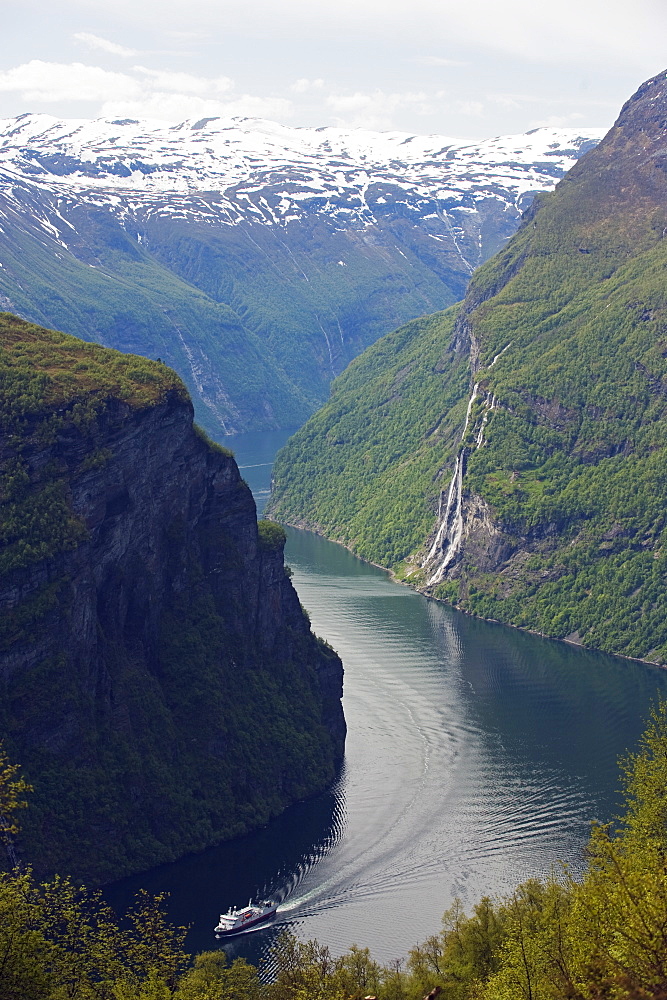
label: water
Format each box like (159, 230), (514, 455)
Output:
(222, 428), (297, 517)
(105, 430), (667, 968)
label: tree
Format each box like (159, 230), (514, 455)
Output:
(174, 951), (262, 1000)
(0, 739), (32, 868)
(564, 702), (667, 997)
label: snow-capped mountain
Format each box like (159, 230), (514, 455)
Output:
(0, 113), (602, 243)
(0, 113), (604, 434)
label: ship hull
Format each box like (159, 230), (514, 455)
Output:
(215, 904), (278, 936)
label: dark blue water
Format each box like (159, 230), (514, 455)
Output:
(105, 430), (667, 967)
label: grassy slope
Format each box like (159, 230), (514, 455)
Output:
(269, 71), (667, 663)
(0, 310), (186, 410)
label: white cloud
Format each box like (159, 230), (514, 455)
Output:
(73, 33), (139, 58)
(0, 59), (292, 123)
(290, 78), (324, 93)
(0, 61), (141, 103)
(133, 66), (233, 95)
(325, 89), (434, 129)
(417, 56), (467, 68)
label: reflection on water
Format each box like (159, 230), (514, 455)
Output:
(106, 431), (667, 967)
(276, 528), (667, 961)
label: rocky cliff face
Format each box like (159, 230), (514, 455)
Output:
(0, 313), (345, 883)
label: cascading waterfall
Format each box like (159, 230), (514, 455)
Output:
(425, 450), (466, 586)
(423, 344), (510, 587)
(423, 383), (478, 586)
(475, 394), (497, 448)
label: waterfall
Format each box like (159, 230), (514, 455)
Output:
(423, 359), (506, 587)
(423, 383), (479, 585)
(425, 450), (466, 586)
(475, 393), (497, 448)
(425, 449), (463, 568)
(489, 342), (512, 368)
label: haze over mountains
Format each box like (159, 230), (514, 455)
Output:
(0, 113), (602, 433)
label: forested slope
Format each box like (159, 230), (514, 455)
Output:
(269, 69), (667, 663)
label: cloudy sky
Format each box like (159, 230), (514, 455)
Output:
(3, 0), (666, 137)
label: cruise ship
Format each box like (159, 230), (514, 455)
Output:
(214, 899), (279, 936)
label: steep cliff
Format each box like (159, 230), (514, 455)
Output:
(0, 312), (345, 883)
(268, 69), (667, 664)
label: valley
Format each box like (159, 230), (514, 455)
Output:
(0, 115), (601, 434)
(3, 57), (667, 1000)
(106, 434), (667, 966)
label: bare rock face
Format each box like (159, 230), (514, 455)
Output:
(0, 318), (344, 883)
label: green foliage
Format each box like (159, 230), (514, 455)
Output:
(0, 743), (32, 838)
(268, 109), (667, 661)
(0, 867), (189, 1000)
(265, 933), (383, 1000)
(175, 951), (262, 1000)
(268, 306), (470, 568)
(257, 519), (287, 551)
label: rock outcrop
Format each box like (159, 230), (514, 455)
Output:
(0, 313), (345, 882)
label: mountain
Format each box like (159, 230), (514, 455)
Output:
(0, 114), (602, 434)
(0, 313), (345, 883)
(268, 69), (667, 664)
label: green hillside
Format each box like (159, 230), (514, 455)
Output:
(269, 70), (667, 664)
(269, 305), (469, 565)
(0, 186), (462, 436)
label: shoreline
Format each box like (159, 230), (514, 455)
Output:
(276, 515), (667, 673)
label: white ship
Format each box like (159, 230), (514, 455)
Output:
(214, 898), (278, 936)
